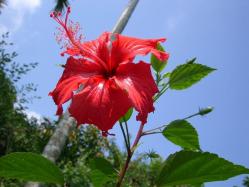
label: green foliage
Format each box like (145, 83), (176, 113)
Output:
(89, 157), (117, 187)
(0, 33), (54, 186)
(0, 33), (38, 111)
(156, 151), (249, 187)
(169, 59), (215, 90)
(119, 108), (133, 123)
(163, 120), (200, 151)
(151, 43), (167, 73)
(123, 156), (163, 187)
(163, 72), (171, 79)
(243, 176), (249, 187)
(145, 150), (160, 160)
(54, 125), (163, 187)
(0, 33), (44, 158)
(0, 152), (64, 184)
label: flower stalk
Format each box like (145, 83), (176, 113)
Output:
(142, 107), (214, 136)
(116, 123), (144, 187)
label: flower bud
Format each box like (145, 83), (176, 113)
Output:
(199, 107), (214, 116)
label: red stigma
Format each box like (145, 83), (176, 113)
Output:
(50, 7), (84, 57)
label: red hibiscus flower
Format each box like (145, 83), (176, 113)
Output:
(49, 8), (169, 134)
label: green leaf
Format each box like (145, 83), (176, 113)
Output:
(119, 108), (133, 123)
(187, 57), (197, 64)
(151, 43), (167, 72)
(0, 152), (64, 184)
(156, 151), (249, 187)
(169, 63), (215, 90)
(163, 72), (171, 79)
(89, 157), (116, 187)
(163, 120), (200, 151)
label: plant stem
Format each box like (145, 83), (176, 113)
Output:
(124, 120), (130, 148)
(119, 121), (130, 154)
(142, 111), (202, 136)
(116, 123), (144, 187)
(183, 112), (200, 120)
(154, 84), (169, 102)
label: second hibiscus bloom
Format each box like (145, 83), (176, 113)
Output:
(50, 8), (169, 134)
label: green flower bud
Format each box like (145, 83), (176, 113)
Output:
(199, 107), (214, 116)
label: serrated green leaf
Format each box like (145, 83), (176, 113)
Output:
(163, 120), (200, 151)
(0, 152), (64, 184)
(187, 57), (197, 64)
(89, 157), (116, 187)
(169, 63), (215, 90)
(119, 108), (133, 123)
(151, 43), (167, 72)
(156, 151), (249, 187)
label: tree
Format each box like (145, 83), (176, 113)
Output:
(243, 177), (249, 187)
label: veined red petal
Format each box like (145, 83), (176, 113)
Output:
(62, 32), (169, 73)
(60, 56), (103, 81)
(50, 76), (87, 115)
(110, 33), (169, 68)
(63, 33), (110, 71)
(68, 78), (132, 131)
(50, 57), (103, 115)
(115, 61), (159, 125)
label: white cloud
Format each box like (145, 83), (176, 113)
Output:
(9, 0), (41, 13)
(24, 110), (45, 125)
(0, 0), (42, 34)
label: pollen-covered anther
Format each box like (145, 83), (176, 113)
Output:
(51, 7), (85, 56)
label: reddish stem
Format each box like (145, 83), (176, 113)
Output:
(115, 123), (144, 187)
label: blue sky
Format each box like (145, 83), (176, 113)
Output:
(1, 0), (249, 186)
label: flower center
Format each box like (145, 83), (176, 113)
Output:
(103, 69), (116, 79)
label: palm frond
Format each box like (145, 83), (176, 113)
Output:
(54, 0), (69, 12)
(0, 0), (6, 9)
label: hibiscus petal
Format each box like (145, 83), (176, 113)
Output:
(60, 56), (103, 81)
(68, 78), (132, 131)
(114, 61), (159, 125)
(49, 76), (85, 115)
(63, 33), (110, 71)
(50, 57), (103, 115)
(110, 33), (169, 68)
